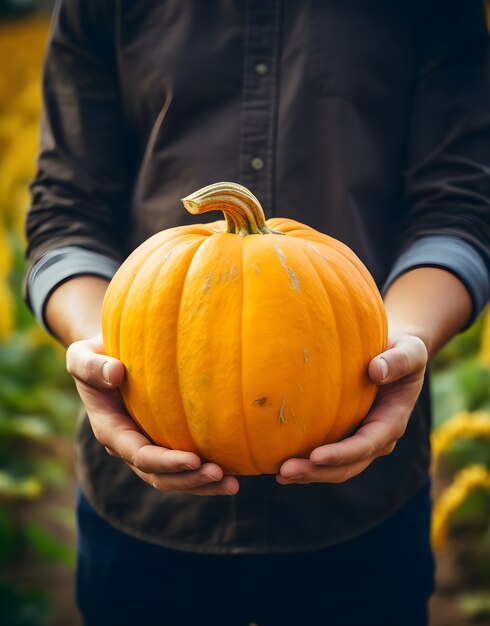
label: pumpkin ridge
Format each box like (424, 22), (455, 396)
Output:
(323, 239), (387, 350)
(120, 239), (192, 442)
(103, 235), (167, 358)
(321, 253), (364, 428)
(320, 245), (386, 424)
(116, 244), (166, 359)
(239, 238), (262, 475)
(142, 248), (172, 442)
(318, 236), (384, 316)
(299, 241), (344, 443)
(141, 237), (203, 448)
(115, 245), (168, 436)
(173, 236), (211, 457)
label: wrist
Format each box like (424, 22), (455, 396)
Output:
(45, 276), (109, 346)
(383, 267), (472, 361)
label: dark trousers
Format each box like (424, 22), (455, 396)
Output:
(77, 482), (435, 626)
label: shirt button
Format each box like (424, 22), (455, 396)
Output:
(255, 62), (268, 76)
(251, 157), (264, 171)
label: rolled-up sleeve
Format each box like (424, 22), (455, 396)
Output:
(392, 1), (490, 321)
(25, 0), (132, 316)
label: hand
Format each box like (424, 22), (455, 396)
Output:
(66, 334), (239, 496)
(277, 333), (428, 485)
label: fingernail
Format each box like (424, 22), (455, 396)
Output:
(102, 361), (111, 384)
(379, 357), (389, 381)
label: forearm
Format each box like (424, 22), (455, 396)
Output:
(383, 267), (472, 360)
(45, 276), (110, 346)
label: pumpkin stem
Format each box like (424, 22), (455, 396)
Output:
(182, 182), (280, 236)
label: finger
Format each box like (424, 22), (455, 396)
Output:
(67, 340), (125, 389)
(277, 458), (372, 485)
(130, 445), (202, 474)
(142, 472), (239, 496)
(309, 379), (420, 467)
(131, 463), (231, 493)
(308, 413), (405, 467)
(87, 402), (203, 473)
(183, 475), (240, 496)
(368, 335), (427, 385)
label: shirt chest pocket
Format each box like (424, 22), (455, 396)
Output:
(306, 0), (410, 102)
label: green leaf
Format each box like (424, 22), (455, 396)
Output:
(433, 316), (484, 369)
(45, 505), (76, 530)
(431, 367), (468, 428)
(24, 522), (76, 566)
(0, 415), (52, 440)
(443, 438), (490, 470)
(0, 472), (43, 500)
(458, 592), (490, 618)
(457, 362), (490, 410)
(0, 581), (51, 626)
(448, 487), (490, 528)
(32, 458), (69, 489)
(0, 505), (17, 561)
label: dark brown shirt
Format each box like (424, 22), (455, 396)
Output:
(26, 0), (490, 552)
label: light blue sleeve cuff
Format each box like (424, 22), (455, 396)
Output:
(27, 246), (120, 330)
(383, 236), (490, 325)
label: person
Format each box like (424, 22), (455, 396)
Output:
(25, 1), (490, 625)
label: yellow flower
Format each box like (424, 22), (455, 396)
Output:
(432, 465), (490, 549)
(13, 79), (42, 120)
(0, 122), (39, 215)
(431, 411), (490, 462)
(0, 278), (14, 340)
(0, 223), (12, 277)
(480, 310), (490, 369)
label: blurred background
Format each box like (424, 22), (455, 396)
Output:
(0, 1), (489, 625)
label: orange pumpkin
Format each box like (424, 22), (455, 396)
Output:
(101, 182), (387, 475)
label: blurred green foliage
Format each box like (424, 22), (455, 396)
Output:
(0, 235), (79, 625)
(431, 311), (490, 616)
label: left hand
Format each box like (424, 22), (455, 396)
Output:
(277, 333), (428, 485)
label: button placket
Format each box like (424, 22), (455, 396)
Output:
(239, 0), (281, 218)
(251, 157), (264, 171)
(255, 62), (268, 76)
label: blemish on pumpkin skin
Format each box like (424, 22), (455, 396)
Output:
(289, 406), (299, 423)
(253, 396), (268, 406)
(200, 375), (210, 384)
(303, 348), (308, 367)
(202, 270), (213, 294)
(253, 263), (261, 275)
(278, 397), (286, 425)
(275, 244), (300, 292)
(191, 298), (204, 317)
(303, 242), (331, 262)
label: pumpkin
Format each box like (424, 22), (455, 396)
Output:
(101, 182), (387, 475)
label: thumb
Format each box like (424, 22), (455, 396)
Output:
(368, 334), (427, 385)
(66, 339), (125, 390)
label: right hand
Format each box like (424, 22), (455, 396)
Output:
(66, 334), (240, 496)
